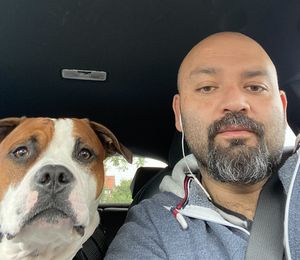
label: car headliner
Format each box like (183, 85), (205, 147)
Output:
(0, 0), (299, 162)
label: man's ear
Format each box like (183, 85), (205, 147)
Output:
(89, 120), (133, 163)
(0, 117), (26, 143)
(279, 90), (288, 122)
(172, 94), (183, 132)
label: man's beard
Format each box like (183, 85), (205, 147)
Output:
(207, 139), (271, 184)
(187, 112), (283, 184)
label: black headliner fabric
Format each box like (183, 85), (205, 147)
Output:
(0, 0), (299, 161)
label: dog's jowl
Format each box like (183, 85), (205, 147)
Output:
(0, 117), (132, 259)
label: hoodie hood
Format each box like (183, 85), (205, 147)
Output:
(158, 154), (251, 233)
(159, 154), (198, 198)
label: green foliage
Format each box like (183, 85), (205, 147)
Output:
(100, 179), (132, 204)
(104, 156), (145, 172)
(100, 155), (146, 204)
(106, 156), (129, 172)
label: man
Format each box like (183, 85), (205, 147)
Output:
(105, 32), (300, 259)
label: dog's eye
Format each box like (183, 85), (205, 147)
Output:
(13, 146), (29, 158)
(78, 148), (92, 161)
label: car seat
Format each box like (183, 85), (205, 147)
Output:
(130, 131), (187, 206)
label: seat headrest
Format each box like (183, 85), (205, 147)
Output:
(130, 167), (163, 198)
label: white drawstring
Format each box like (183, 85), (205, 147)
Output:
(181, 130), (212, 201)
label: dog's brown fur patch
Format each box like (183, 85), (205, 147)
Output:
(72, 119), (105, 198)
(0, 118), (55, 200)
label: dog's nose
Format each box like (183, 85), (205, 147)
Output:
(35, 165), (74, 193)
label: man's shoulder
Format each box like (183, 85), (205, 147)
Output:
(127, 192), (181, 219)
(138, 191), (181, 208)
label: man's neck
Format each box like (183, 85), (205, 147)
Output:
(201, 173), (268, 220)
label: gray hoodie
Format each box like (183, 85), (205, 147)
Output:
(105, 148), (300, 259)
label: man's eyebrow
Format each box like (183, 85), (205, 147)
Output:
(189, 68), (271, 80)
(241, 69), (269, 79)
(189, 67), (218, 78)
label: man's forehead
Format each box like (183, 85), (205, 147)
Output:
(178, 34), (278, 89)
(185, 45), (269, 71)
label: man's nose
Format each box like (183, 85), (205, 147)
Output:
(221, 87), (250, 113)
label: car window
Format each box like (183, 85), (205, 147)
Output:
(99, 156), (167, 204)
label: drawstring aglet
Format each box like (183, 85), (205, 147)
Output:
(172, 208), (188, 230)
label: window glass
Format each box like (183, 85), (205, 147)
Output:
(99, 156), (167, 204)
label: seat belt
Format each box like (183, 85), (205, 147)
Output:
(245, 172), (285, 260)
(73, 224), (107, 260)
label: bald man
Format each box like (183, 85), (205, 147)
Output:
(105, 32), (300, 259)
(173, 32), (287, 220)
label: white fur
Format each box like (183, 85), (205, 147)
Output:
(0, 119), (100, 259)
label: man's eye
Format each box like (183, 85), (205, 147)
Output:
(13, 146), (29, 158)
(78, 148), (93, 161)
(246, 85), (266, 92)
(197, 86), (217, 93)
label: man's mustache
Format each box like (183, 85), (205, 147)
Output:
(208, 112), (265, 140)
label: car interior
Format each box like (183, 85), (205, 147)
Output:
(0, 0), (300, 258)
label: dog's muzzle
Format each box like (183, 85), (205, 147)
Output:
(16, 164), (85, 236)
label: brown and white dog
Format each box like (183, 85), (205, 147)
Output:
(0, 117), (132, 259)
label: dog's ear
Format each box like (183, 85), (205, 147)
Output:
(0, 117), (26, 143)
(88, 120), (133, 163)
